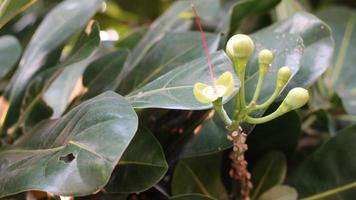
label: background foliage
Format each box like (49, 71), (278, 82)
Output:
(0, 0), (355, 199)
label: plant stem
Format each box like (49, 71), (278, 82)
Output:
(301, 182), (356, 200)
(245, 109), (283, 124)
(251, 70), (266, 104)
(254, 85), (282, 110)
(213, 98), (232, 128)
(234, 59), (248, 117)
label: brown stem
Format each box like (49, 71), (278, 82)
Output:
(227, 127), (253, 200)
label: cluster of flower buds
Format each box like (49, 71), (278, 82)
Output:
(193, 34), (309, 125)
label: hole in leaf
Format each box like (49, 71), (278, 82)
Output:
(59, 153), (75, 163)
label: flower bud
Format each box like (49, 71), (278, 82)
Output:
(258, 49), (273, 65)
(258, 49), (273, 74)
(277, 66), (292, 88)
(226, 34), (255, 60)
(279, 87), (309, 112)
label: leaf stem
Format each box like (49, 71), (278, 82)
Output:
(301, 182), (356, 200)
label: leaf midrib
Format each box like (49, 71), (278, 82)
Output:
(180, 161), (212, 197)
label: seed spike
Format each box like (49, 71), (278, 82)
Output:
(191, 4), (217, 93)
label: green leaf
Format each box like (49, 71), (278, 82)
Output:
(81, 49), (129, 100)
(2, 0), (103, 131)
(0, 0), (37, 28)
(171, 194), (216, 200)
(219, 0), (281, 35)
(126, 51), (240, 110)
(116, 28), (146, 50)
(274, 0), (306, 21)
(105, 127), (168, 193)
(118, 31), (220, 94)
(251, 151), (287, 200)
(287, 124), (356, 198)
(113, 0), (193, 88)
(20, 68), (55, 132)
(245, 32), (303, 103)
(113, 0), (223, 88)
(247, 109), (301, 159)
(258, 185), (298, 200)
(318, 7), (356, 115)
(19, 22), (100, 132)
(181, 12), (331, 157)
(267, 12), (334, 90)
(0, 91), (138, 198)
(171, 153), (228, 200)
(0, 35), (21, 79)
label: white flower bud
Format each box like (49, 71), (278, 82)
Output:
(277, 66), (292, 88)
(280, 87), (309, 112)
(226, 34), (255, 60)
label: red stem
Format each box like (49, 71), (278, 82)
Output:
(191, 4), (216, 92)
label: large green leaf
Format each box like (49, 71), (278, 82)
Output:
(0, 91), (138, 198)
(0, 0), (37, 28)
(244, 32), (303, 103)
(2, 0), (103, 131)
(19, 22), (100, 132)
(258, 185), (298, 200)
(81, 49), (129, 100)
(318, 7), (356, 115)
(116, 28), (146, 50)
(251, 151), (287, 200)
(171, 153), (228, 200)
(287, 124), (356, 199)
(0, 35), (21, 79)
(126, 51), (239, 110)
(112, 0), (193, 88)
(113, 0), (227, 88)
(218, 0), (281, 35)
(288, 125), (356, 199)
(267, 12), (334, 90)
(119, 31), (220, 94)
(105, 127), (168, 193)
(246, 109), (301, 160)
(181, 12), (331, 157)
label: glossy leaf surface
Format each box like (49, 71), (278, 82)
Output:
(2, 0), (103, 130)
(0, 0), (37, 28)
(106, 127), (168, 193)
(251, 151), (287, 200)
(319, 7), (356, 115)
(172, 153), (228, 200)
(0, 92), (138, 197)
(119, 31), (220, 94)
(127, 51), (240, 110)
(0, 35), (21, 79)
(288, 124), (356, 198)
